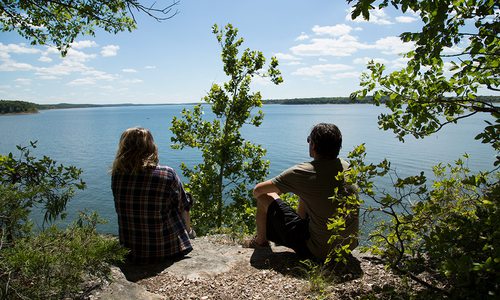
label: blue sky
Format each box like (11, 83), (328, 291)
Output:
(0, 0), (467, 104)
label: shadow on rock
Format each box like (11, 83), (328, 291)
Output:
(324, 254), (363, 283)
(117, 256), (190, 282)
(249, 247), (363, 282)
(250, 247), (304, 277)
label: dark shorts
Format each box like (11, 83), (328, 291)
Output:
(266, 198), (313, 259)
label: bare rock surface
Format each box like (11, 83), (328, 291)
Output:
(89, 235), (423, 299)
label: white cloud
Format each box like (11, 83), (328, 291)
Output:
(251, 75), (272, 86)
(291, 35), (367, 57)
(346, 7), (393, 25)
(101, 45), (119, 57)
(0, 51), (9, 60)
(83, 70), (116, 81)
(330, 71), (360, 80)
(145, 65), (156, 69)
(295, 33), (309, 41)
(66, 71), (115, 86)
(123, 78), (143, 84)
(312, 24), (353, 36)
(353, 57), (389, 65)
(373, 36), (414, 55)
(122, 68), (138, 73)
(38, 75), (58, 80)
(389, 57), (410, 69)
(65, 48), (96, 62)
(274, 52), (301, 61)
(38, 56), (52, 63)
(292, 64), (354, 77)
(14, 78), (32, 85)
(68, 78), (96, 86)
(0, 43), (40, 55)
(71, 40), (98, 49)
(442, 45), (463, 55)
(36, 60), (86, 77)
(0, 60), (35, 71)
(395, 16), (417, 23)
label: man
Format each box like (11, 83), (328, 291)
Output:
(244, 123), (358, 261)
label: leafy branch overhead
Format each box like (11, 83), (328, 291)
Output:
(348, 0), (499, 159)
(0, 0), (179, 55)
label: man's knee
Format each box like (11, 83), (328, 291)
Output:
(256, 193), (275, 211)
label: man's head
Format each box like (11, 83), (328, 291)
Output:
(308, 123), (342, 159)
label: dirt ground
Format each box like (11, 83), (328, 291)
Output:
(96, 235), (435, 300)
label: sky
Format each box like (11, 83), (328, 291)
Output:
(0, 0), (483, 104)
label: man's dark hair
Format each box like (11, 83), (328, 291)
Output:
(309, 123), (342, 159)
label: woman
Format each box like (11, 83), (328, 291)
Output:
(111, 127), (193, 263)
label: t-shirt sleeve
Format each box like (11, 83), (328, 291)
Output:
(271, 164), (306, 195)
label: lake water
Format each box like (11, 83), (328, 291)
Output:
(0, 104), (496, 235)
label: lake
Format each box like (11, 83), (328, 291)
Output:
(0, 104), (496, 235)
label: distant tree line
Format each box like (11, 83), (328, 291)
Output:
(0, 100), (38, 114)
(264, 95), (500, 105)
(264, 97), (362, 104)
(2, 96), (499, 115)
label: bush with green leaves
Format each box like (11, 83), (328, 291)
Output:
(171, 23), (282, 235)
(339, 0), (500, 298)
(1, 212), (127, 299)
(0, 141), (86, 242)
(0, 143), (126, 299)
(346, 144), (499, 298)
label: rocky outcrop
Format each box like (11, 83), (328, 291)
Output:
(89, 236), (403, 300)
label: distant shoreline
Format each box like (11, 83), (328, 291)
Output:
(2, 96), (499, 115)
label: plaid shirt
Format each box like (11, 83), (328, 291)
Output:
(112, 165), (192, 262)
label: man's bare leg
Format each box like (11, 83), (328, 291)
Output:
(255, 192), (280, 244)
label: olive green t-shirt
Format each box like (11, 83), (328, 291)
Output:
(271, 158), (359, 260)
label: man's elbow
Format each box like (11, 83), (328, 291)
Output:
(253, 181), (272, 199)
(253, 185), (263, 199)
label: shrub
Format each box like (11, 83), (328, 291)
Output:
(349, 144), (499, 298)
(0, 212), (127, 299)
(0, 143), (127, 299)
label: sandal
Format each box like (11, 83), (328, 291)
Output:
(242, 236), (270, 249)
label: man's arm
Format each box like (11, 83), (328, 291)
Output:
(253, 180), (282, 199)
(297, 198), (306, 219)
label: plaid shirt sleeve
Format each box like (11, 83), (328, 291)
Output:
(112, 165), (192, 262)
(171, 169), (191, 212)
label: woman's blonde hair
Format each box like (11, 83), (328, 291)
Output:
(112, 127), (159, 174)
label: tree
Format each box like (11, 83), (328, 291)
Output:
(0, 0), (179, 55)
(341, 1), (500, 297)
(348, 0), (499, 163)
(170, 23), (282, 235)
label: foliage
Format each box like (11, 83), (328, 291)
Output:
(300, 259), (332, 298)
(348, 0), (499, 164)
(342, 1), (500, 297)
(347, 144), (499, 298)
(0, 100), (38, 114)
(0, 0), (179, 55)
(0, 143), (126, 299)
(0, 141), (86, 242)
(325, 159), (362, 266)
(171, 23), (282, 235)
(0, 211), (127, 300)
